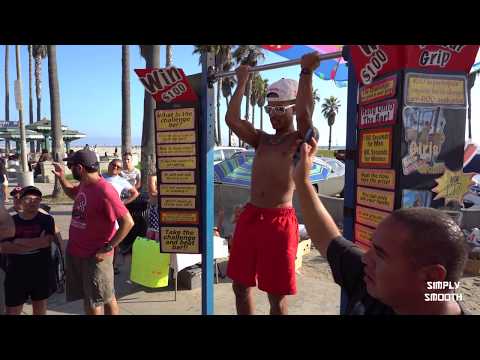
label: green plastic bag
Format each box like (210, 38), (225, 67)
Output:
(130, 237), (170, 288)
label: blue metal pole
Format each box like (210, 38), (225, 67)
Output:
(341, 46), (358, 315)
(200, 51), (215, 315)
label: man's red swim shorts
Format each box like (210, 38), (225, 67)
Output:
(226, 203), (299, 295)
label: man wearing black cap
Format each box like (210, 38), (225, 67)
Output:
(52, 149), (134, 315)
(0, 186), (57, 315)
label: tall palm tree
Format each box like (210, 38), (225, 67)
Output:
(221, 71), (236, 147)
(28, 45), (35, 153)
(166, 45), (173, 67)
(321, 96), (341, 150)
(193, 45), (234, 146)
(32, 45), (47, 123)
(256, 77), (268, 131)
(121, 45), (132, 155)
(4, 46), (9, 153)
(15, 45), (28, 174)
(249, 73), (262, 128)
(47, 45), (64, 198)
(232, 45), (265, 125)
(139, 45), (160, 193)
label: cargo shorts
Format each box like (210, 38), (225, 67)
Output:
(65, 253), (115, 308)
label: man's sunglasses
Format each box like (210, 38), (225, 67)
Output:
(264, 104), (295, 114)
(110, 164), (122, 169)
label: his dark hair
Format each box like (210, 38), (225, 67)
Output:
(391, 207), (468, 282)
(123, 152), (132, 158)
(84, 164), (99, 173)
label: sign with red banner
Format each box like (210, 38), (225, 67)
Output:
(350, 45), (479, 85)
(134, 67), (198, 103)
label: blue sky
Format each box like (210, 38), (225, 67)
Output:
(0, 45), (479, 147)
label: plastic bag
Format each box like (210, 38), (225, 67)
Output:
(130, 237), (170, 288)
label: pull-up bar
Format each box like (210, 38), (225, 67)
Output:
(209, 50), (343, 81)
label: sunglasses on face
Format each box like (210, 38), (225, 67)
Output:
(110, 164), (122, 169)
(264, 104), (295, 114)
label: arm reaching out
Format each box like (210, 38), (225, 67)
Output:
(293, 139), (341, 256)
(225, 65), (262, 148)
(52, 162), (78, 200)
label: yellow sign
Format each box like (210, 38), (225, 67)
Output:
(357, 186), (395, 212)
(359, 128), (392, 168)
(158, 156), (196, 170)
(161, 171), (194, 184)
(157, 144), (196, 157)
(156, 108), (195, 131)
(356, 206), (390, 228)
(161, 227), (199, 253)
(406, 74), (465, 106)
(355, 223), (375, 244)
(160, 211), (199, 224)
(359, 76), (396, 104)
(157, 130), (196, 144)
(160, 184), (197, 196)
(161, 197), (196, 209)
(357, 168), (396, 190)
(432, 167), (476, 205)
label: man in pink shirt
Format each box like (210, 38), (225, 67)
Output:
(52, 150), (134, 315)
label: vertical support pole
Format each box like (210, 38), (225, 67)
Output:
(200, 51), (215, 315)
(341, 46), (358, 314)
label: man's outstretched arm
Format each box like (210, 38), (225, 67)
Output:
(293, 139), (341, 256)
(52, 162), (78, 199)
(296, 52), (321, 139)
(225, 65), (262, 148)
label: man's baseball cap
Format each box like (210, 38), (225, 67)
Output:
(9, 186), (23, 197)
(267, 78), (298, 102)
(63, 149), (98, 168)
(19, 186), (42, 199)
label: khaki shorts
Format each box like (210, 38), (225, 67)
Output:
(66, 253), (115, 308)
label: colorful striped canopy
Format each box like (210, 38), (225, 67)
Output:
(260, 45), (348, 87)
(214, 151), (331, 188)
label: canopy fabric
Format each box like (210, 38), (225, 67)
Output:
(260, 45), (348, 87)
(214, 151), (331, 188)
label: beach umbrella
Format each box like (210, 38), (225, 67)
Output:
(214, 151), (331, 188)
(260, 45), (347, 87)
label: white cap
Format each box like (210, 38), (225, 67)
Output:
(267, 78), (298, 102)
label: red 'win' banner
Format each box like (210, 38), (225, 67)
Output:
(350, 45), (479, 85)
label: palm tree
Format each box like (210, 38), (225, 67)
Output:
(139, 45), (160, 193)
(193, 45), (234, 145)
(249, 73), (262, 128)
(47, 45), (64, 198)
(121, 45), (132, 155)
(15, 45), (28, 174)
(32, 46), (47, 123)
(221, 70), (236, 146)
(166, 45), (173, 67)
(28, 45), (35, 153)
(232, 45), (265, 125)
(256, 77), (268, 131)
(321, 96), (341, 150)
(4, 46), (9, 153)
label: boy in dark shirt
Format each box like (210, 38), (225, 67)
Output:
(0, 186), (56, 315)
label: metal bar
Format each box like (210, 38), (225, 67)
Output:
(200, 50), (215, 315)
(341, 46), (358, 315)
(213, 51), (343, 78)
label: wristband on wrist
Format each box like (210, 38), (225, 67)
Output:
(300, 68), (313, 76)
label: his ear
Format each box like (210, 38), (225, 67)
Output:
(419, 264), (447, 283)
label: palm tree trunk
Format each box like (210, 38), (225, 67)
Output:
(5, 45), (9, 123)
(122, 45), (132, 154)
(47, 45), (64, 198)
(251, 103), (255, 128)
(15, 46), (28, 173)
(216, 78), (222, 145)
(28, 45), (35, 153)
(260, 105), (263, 131)
(328, 125), (332, 151)
(140, 45), (160, 193)
(166, 45), (173, 67)
(35, 55), (42, 123)
(225, 96), (232, 147)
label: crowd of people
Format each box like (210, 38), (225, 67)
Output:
(0, 51), (473, 316)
